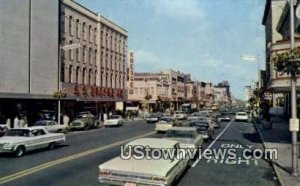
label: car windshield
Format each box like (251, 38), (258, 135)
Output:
(159, 118), (173, 123)
(33, 121), (48, 126)
(237, 113), (247, 116)
(110, 115), (121, 119)
(190, 122), (209, 127)
(166, 130), (195, 138)
(5, 129), (30, 137)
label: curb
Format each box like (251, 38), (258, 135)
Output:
(252, 118), (286, 186)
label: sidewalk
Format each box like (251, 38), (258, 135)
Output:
(253, 116), (300, 186)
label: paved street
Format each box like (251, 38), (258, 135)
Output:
(0, 119), (279, 186)
(178, 120), (280, 186)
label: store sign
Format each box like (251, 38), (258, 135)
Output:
(115, 102), (124, 111)
(129, 51), (134, 93)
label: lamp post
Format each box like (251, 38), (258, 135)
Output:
(289, 0), (299, 176)
(58, 43), (81, 125)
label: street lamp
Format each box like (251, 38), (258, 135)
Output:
(289, 0), (299, 176)
(57, 43), (81, 125)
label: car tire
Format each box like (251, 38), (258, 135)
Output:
(48, 142), (56, 150)
(15, 146), (25, 157)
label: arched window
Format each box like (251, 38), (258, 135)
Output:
(89, 48), (92, 64)
(82, 22), (86, 40)
(76, 19), (79, 37)
(69, 40), (73, 60)
(69, 16), (73, 35)
(69, 65), (72, 83)
(88, 69), (92, 85)
(82, 67), (86, 85)
(82, 45), (86, 63)
(76, 67), (80, 84)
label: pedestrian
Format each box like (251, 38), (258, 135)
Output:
(23, 116), (28, 128)
(19, 117), (25, 128)
(13, 116), (20, 129)
(63, 114), (70, 126)
(6, 118), (11, 129)
(103, 113), (108, 121)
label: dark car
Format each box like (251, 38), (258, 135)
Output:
(188, 121), (214, 141)
(146, 113), (163, 123)
(217, 113), (231, 122)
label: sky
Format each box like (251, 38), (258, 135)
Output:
(77, 0), (266, 100)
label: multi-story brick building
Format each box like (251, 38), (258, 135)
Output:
(0, 0), (127, 122)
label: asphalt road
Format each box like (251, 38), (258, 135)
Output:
(0, 119), (280, 186)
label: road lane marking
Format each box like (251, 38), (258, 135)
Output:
(191, 119), (233, 167)
(0, 131), (156, 184)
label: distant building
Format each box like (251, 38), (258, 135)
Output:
(245, 86), (253, 101)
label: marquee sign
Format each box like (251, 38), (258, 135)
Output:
(129, 51), (134, 94)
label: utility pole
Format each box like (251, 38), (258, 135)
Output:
(289, 0), (299, 176)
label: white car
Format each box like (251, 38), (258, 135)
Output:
(32, 120), (67, 133)
(0, 127), (66, 157)
(155, 117), (178, 133)
(235, 112), (249, 122)
(187, 115), (202, 121)
(98, 138), (190, 186)
(174, 111), (187, 120)
(104, 115), (124, 127)
(164, 127), (203, 156)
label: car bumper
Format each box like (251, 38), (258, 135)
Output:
(98, 177), (166, 186)
(68, 125), (85, 130)
(235, 118), (248, 121)
(146, 118), (159, 122)
(104, 122), (119, 126)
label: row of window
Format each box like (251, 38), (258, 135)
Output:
(63, 65), (126, 89)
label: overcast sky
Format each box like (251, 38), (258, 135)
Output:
(77, 0), (265, 100)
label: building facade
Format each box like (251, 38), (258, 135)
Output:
(0, 0), (128, 122)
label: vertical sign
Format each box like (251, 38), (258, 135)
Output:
(129, 51), (134, 94)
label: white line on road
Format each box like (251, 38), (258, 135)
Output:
(191, 120), (234, 167)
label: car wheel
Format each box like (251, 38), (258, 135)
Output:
(15, 146), (25, 157)
(84, 125), (89, 131)
(48, 142), (56, 150)
(57, 129), (63, 133)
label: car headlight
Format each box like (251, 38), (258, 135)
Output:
(99, 169), (111, 176)
(2, 143), (14, 149)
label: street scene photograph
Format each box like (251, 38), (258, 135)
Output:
(0, 0), (300, 185)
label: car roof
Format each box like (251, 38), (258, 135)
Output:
(237, 112), (247, 114)
(126, 138), (178, 148)
(167, 127), (197, 132)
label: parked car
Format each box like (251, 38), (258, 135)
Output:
(174, 111), (187, 120)
(32, 120), (67, 133)
(187, 115), (202, 121)
(98, 138), (190, 186)
(104, 115), (124, 127)
(0, 127), (65, 157)
(164, 127), (203, 156)
(235, 112), (249, 122)
(188, 121), (214, 141)
(0, 124), (8, 137)
(69, 113), (100, 130)
(146, 113), (163, 123)
(155, 117), (180, 133)
(217, 113), (231, 122)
